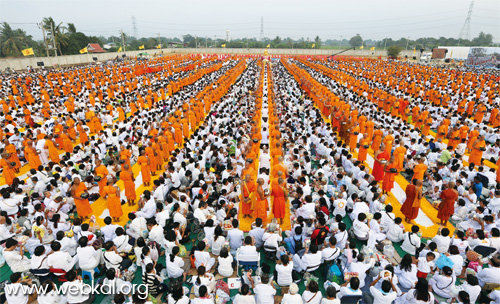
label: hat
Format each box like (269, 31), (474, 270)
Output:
(289, 283), (299, 294)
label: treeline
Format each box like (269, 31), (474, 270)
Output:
(0, 19), (496, 58)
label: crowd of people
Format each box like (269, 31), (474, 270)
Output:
(0, 54), (499, 304)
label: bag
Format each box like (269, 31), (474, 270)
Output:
(435, 254), (454, 270)
(178, 245), (187, 257)
(326, 263), (342, 284)
(293, 235), (304, 254)
(216, 279), (230, 295)
(149, 241), (159, 261)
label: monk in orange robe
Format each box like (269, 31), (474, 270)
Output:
(469, 135), (486, 167)
(104, 182), (123, 222)
(24, 140), (41, 170)
(94, 159), (109, 196)
(1, 153), (16, 185)
(45, 136), (60, 163)
(120, 164), (137, 206)
(271, 177), (287, 225)
(412, 157), (428, 181)
(357, 134), (370, 163)
(71, 177), (92, 219)
(138, 150), (151, 186)
(255, 178), (269, 224)
(392, 140), (406, 172)
(4, 140), (21, 172)
(241, 174), (256, 218)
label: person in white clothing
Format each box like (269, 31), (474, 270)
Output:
(401, 225), (422, 256)
(368, 274), (398, 304)
(249, 273), (276, 304)
(477, 257), (500, 287)
(3, 238), (31, 272)
(194, 241), (216, 271)
(100, 217), (120, 242)
(192, 266), (216, 297)
(302, 280), (323, 304)
(394, 254), (418, 289)
(76, 236), (102, 273)
(337, 277), (363, 300)
(47, 241), (76, 273)
(432, 228), (451, 254)
(386, 218), (405, 243)
(5, 272), (37, 304)
(347, 253), (375, 288)
(280, 283), (302, 304)
(429, 266), (456, 299)
(166, 246), (190, 281)
(217, 247), (235, 277)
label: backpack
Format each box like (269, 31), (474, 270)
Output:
(293, 235), (304, 253)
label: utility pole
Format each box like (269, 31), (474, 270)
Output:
(132, 16), (138, 38)
(226, 30), (230, 43)
(405, 36), (410, 50)
(39, 22), (49, 57)
(121, 30), (126, 52)
(158, 33), (161, 48)
(260, 17), (264, 42)
(383, 38), (387, 51)
(50, 22), (57, 56)
(457, 1), (474, 45)
(205, 37), (208, 48)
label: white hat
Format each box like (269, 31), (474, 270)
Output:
(289, 283), (299, 294)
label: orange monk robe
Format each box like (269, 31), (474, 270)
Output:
(120, 170), (137, 200)
(5, 144), (21, 170)
(241, 180), (256, 215)
(469, 139), (485, 167)
(412, 163), (427, 181)
(181, 118), (189, 138)
(152, 142), (163, 168)
(24, 146), (42, 169)
(45, 140), (60, 163)
(74, 183), (92, 218)
(371, 129), (383, 151)
(365, 121), (374, 140)
(61, 133), (73, 153)
(255, 190), (268, 224)
(349, 126), (360, 150)
(393, 146), (406, 171)
(118, 107), (125, 122)
(357, 138), (370, 162)
(467, 130), (479, 150)
(95, 165), (109, 196)
(104, 185), (123, 219)
(77, 125), (89, 144)
(137, 155), (151, 183)
(172, 122), (182, 145)
(158, 136), (170, 161)
(272, 162), (288, 179)
(145, 147), (157, 174)
(1, 159), (15, 185)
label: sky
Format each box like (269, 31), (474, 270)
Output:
(1, 0), (499, 42)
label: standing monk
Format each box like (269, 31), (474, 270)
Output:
(71, 177), (92, 219)
(138, 149), (151, 187)
(469, 135), (486, 167)
(241, 174), (256, 219)
(438, 182), (458, 225)
(94, 159), (109, 197)
(271, 178), (287, 225)
(1, 153), (16, 186)
(103, 180), (123, 222)
(255, 178), (269, 224)
(401, 179), (422, 223)
(373, 144), (389, 182)
(120, 164), (136, 206)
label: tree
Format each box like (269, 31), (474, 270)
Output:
(42, 17), (69, 55)
(273, 36), (281, 45)
(314, 36), (321, 48)
(0, 22), (30, 57)
(349, 34), (363, 48)
(472, 32), (493, 46)
(387, 45), (403, 58)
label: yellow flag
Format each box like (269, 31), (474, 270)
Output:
(157, 44), (161, 49)
(139, 45), (145, 50)
(79, 47), (88, 54)
(370, 47), (375, 51)
(360, 45), (364, 49)
(413, 48), (416, 54)
(312, 44), (315, 48)
(266, 44), (270, 48)
(221, 44), (226, 48)
(21, 48), (34, 56)
(117, 47), (122, 52)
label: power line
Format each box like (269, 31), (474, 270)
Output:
(458, 1), (475, 43)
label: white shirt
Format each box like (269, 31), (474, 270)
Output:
(370, 286), (397, 304)
(352, 219), (370, 239)
(227, 228), (244, 250)
(233, 294), (256, 304)
(401, 232), (421, 256)
(76, 246), (100, 270)
(166, 255), (186, 278)
(61, 279), (90, 304)
(302, 291), (322, 304)
(281, 294), (302, 304)
(348, 259), (375, 288)
(5, 283), (29, 304)
(100, 224), (119, 242)
(432, 235), (451, 253)
(47, 251), (73, 272)
(136, 198), (156, 219)
(477, 266), (500, 286)
(254, 283), (276, 304)
(275, 262), (294, 286)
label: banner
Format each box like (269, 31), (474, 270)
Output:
(79, 47), (88, 54)
(466, 47), (500, 67)
(21, 48), (34, 56)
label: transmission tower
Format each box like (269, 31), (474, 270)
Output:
(132, 16), (138, 38)
(457, 1), (474, 44)
(260, 17), (264, 41)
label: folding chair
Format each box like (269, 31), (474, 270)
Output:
(340, 295), (363, 304)
(236, 248), (260, 274)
